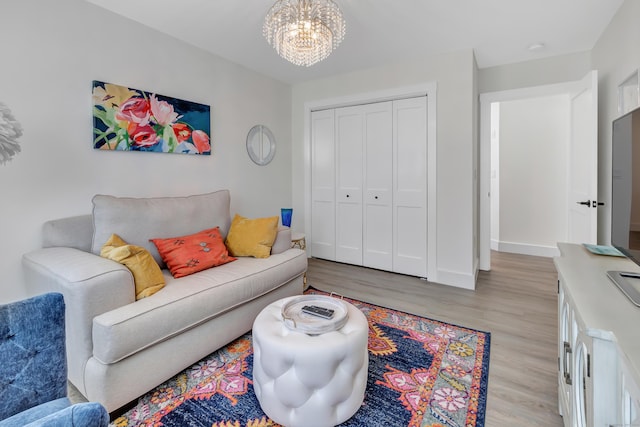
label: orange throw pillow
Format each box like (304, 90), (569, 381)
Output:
(150, 227), (236, 278)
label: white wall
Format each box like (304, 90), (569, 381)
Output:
(496, 95), (569, 255)
(0, 0), (293, 303)
(292, 50), (478, 289)
(478, 51), (592, 94)
(592, 0), (640, 244)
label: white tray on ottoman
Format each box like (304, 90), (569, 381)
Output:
(252, 295), (369, 427)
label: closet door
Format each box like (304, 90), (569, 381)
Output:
(363, 101), (393, 270)
(393, 97), (428, 277)
(335, 105), (363, 265)
(310, 109), (336, 260)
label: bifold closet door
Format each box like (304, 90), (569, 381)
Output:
(310, 109), (336, 261)
(393, 97), (428, 277)
(310, 96), (428, 278)
(335, 105), (364, 265)
(363, 102), (393, 271)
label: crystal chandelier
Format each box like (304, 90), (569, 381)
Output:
(263, 0), (346, 67)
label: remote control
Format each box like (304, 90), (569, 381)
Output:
(301, 305), (335, 319)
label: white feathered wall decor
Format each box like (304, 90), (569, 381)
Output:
(0, 102), (23, 165)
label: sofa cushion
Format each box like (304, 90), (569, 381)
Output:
(100, 234), (165, 300)
(225, 214), (279, 258)
(91, 249), (307, 364)
(91, 190), (231, 267)
(150, 227), (236, 278)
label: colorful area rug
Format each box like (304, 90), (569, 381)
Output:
(111, 288), (490, 427)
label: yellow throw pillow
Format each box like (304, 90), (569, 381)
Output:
(225, 214), (279, 258)
(101, 234), (165, 300)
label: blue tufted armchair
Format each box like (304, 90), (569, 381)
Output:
(0, 293), (108, 426)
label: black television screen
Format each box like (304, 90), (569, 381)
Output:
(611, 105), (640, 265)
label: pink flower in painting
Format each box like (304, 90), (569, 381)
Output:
(192, 130), (210, 154)
(432, 387), (467, 412)
(115, 97), (151, 126)
(129, 124), (160, 147)
(150, 95), (180, 126)
(172, 123), (191, 142)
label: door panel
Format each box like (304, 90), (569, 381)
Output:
(393, 97), (428, 277)
(568, 71), (598, 244)
(336, 106), (363, 264)
(311, 110), (336, 260)
(363, 102), (393, 270)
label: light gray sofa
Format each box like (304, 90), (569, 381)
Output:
(21, 190), (307, 413)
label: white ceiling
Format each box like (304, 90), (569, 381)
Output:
(86, 0), (624, 85)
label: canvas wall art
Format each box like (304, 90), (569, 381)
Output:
(92, 80), (211, 155)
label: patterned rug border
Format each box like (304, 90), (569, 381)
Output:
(111, 287), (491, 427)
(306, 286), (492, 427)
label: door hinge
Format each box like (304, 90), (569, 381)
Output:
(587, 353), (591, 378)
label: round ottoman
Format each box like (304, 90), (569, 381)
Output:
(252, 296), (369, 427)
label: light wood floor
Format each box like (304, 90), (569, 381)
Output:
(306, 251), (564, 427)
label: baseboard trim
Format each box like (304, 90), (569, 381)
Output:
(435, 268), (476, 290)
(495, 241), (559, 258)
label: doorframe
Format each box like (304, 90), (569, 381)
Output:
(479, 80), (580, 270)
(303, 82), (438, 281)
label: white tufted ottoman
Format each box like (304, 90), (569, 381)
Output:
(252, 296), (369, 427)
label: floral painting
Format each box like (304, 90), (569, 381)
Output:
(92, 80), (211, 155)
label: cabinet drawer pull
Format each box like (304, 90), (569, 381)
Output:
(563, 341), (572, 385)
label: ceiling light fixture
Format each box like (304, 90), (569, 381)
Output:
(263, 0), (346, 67)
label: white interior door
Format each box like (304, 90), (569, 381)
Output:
(335, 106), (363, 265)
(310, 109), (336, 260)
(363, 101), (393, 270)
(393, 97), (428, 277)
(568, 70), (598, 245)
(480, 71), (599, 269)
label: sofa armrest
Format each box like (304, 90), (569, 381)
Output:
(22, 247), (135, 396)
(271, 226), (292, 255)
(42, 215), (93, 252)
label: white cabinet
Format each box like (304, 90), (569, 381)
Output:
(558, 283), (578, 424)
(310, 97), (427, 277)
(555, 243), (640, 427)
(618, 354), (640, 425)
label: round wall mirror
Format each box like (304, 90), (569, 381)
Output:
(246, 125), (276, 165)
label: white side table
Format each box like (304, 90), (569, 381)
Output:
(291, 232), (307, 289)
(291, 232), (306, 250)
